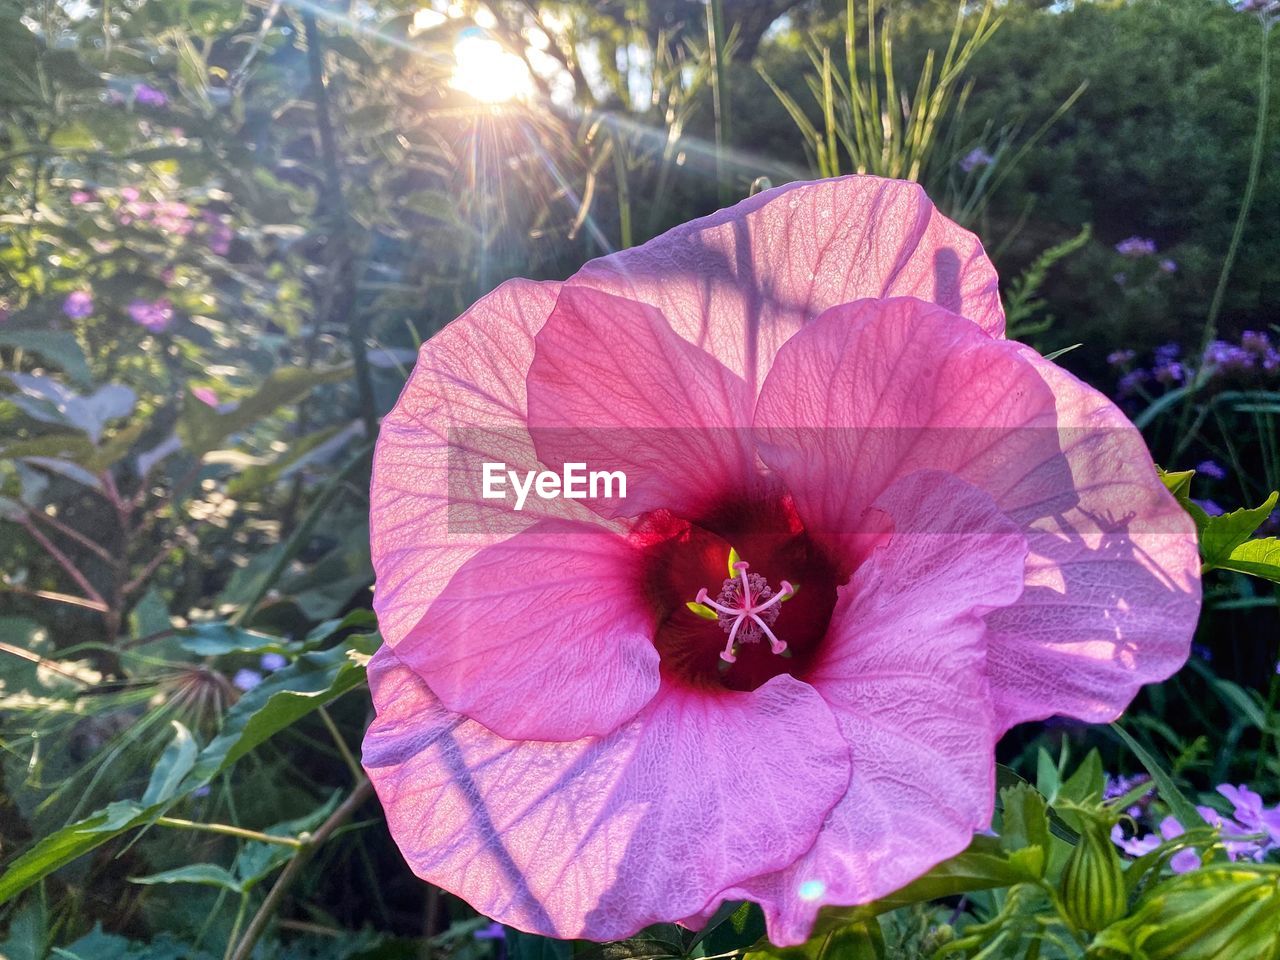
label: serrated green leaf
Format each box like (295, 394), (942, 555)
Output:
(999, 782), (1051, 872)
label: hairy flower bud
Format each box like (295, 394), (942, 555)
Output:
(1088, 865), (1280, 959)
(1060, 813), (1129, 933)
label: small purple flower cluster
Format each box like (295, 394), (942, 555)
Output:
(232, 652), (290, 692)
(1112, 236), (1177, 287)
(1112, 783), (1280, 873)
(127, 298), (175, 333)
(1111, 330), (1280, 400)
(1104, 772), (1154, 817)
(960, 147), (994, 173)
(1116, 236), (1158, 258)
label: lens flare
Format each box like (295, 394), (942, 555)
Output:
(451, 31), (533, 104)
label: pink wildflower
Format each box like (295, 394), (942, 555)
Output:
(361, 176), (1201, 946)
(127, 297), (174, 332)
(192, 387), (219, 407)
(62, 290), (93, 319)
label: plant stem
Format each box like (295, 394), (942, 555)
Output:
(317, 705), (363, 783)
(1200, 22), (1271, 371)
(228, 778), (374, 960)
(155, 817), (304, 848)
(303, 11), (378, 441)
(706, 0), (731, 206)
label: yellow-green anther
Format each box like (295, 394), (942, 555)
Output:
(685, 601), (719, 621)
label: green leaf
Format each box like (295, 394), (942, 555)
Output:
(999, 782), (1051, 878)
(1158, 466), (1196, 500)
(1111, 723), (1205, 830)
(177, 365), (352, 458)
(0, 330), (91, 385)
(1199, 492), (1280, 568)
(997, 764), (1078, 844)
(0, 637), (373, 903)
(129, 863), (244, 893)
(0, 800), (160, 904)
(174, 623), (292, 656)
(1218, 537), (1280, 583)
(746, 922), (884, 959)
(1058, 749), (1105, 806)
(691, 902), (766, 955)
(808, 834), (1038, 933)
(181, 635), (377, 787)
(140, 722), (198, 805)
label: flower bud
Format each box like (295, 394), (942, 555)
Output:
(1088, 865), (1280, 960)
(1060, 813), (1129, 933)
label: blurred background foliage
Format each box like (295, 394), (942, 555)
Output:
(1, 0), (1279, 957)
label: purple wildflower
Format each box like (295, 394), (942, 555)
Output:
(1242, 330), (1272, 355)
(1154, 343), (1182, 364)
(1196, 460), (1227, 481)
(1205, 340), (1254, 371)
(1153, 361), (1186, 385)
(1116, 236), (1158, 257)
(133, 83), (169, 108)
(1193, 498), (1225, 516)
(1117, 370), (1149, 397)
(1107, 349), (1136, 367)
(1159, 258), (1178, 273)
(202, 211), (233, 256)
(474, 922), (506, 941)
(232, 669), (263, 691)
(260, 652), (288, 672)
(127, 298), (174, 332)
(960, 147), (994, 173)
(62, 290), (93, 319)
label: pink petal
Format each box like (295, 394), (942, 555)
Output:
(371, 279), (613, 650)
(572, 176), (1003, 395)
(393, 520), (660, 741)
(702, 471), (1021, 945)
(754, 297), (1064, 567)
(981, 350), (1201, 730)
(526, 285), (757, 520)
(362, 647), (850, 941)
(754, 297), (1199, 732)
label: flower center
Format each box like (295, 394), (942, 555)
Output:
(634, 494), (841, 692)
(693, 561), (795, 664)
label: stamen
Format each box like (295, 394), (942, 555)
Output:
(695, 560), (796, 665)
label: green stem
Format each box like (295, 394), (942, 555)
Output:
(155, 817), (304, 848)
(706, 0), (731, 206)
(317, 705), (363, 783)
(228, 779), (374, 960)
(1200, 22), (1271, 373)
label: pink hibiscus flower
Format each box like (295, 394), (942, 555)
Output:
(361, 176), (1201, 946)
